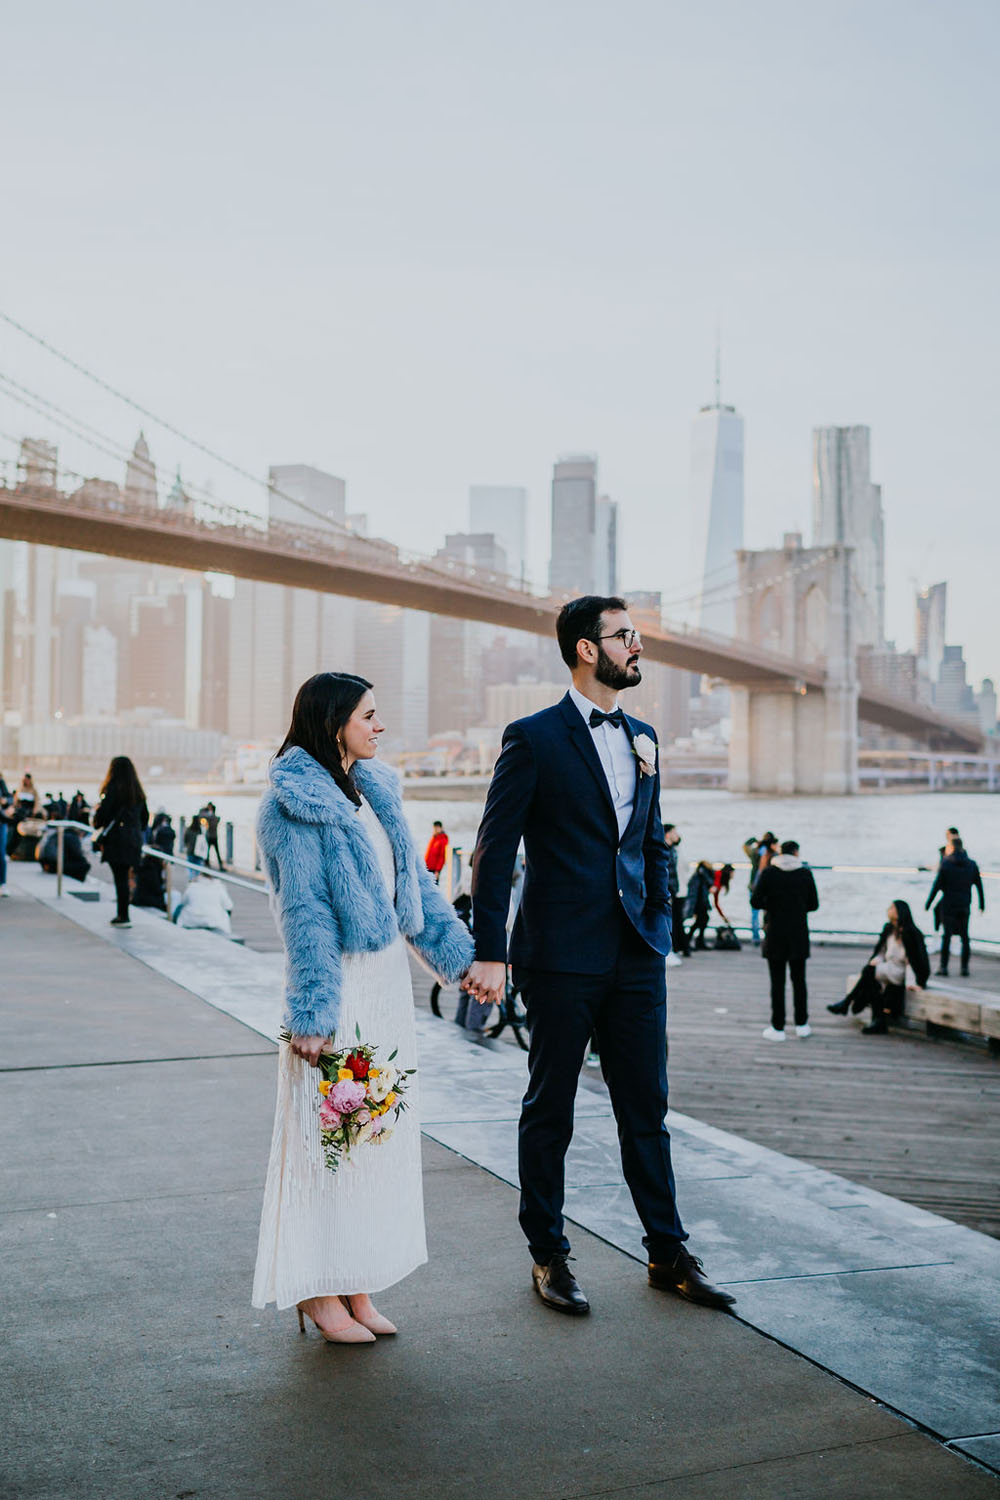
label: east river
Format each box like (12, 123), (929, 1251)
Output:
(59, 779), (999, 948)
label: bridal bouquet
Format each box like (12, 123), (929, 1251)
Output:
(279, 1024), (415, 1174)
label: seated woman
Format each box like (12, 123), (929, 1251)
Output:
(828, 899), (930, 1034)
(172, 871), (234, 936)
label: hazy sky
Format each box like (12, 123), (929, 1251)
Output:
(3, 0), (998, 678)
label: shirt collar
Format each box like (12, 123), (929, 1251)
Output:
(569, 683), (621, 726)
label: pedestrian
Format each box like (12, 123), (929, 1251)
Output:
(829, 900), (930, 1033)
(464, 593), (734, 1316)
(172, 870), (234, 935)
(252, 672), (473, 1340)
(712, 864), (740, 949)
(133, 811), (175, 911)
(202, 802), (226, 870)
(424, 820), (449, 884)
(663, 824), (686, 964)
(925, 835), (985, 977)
(91, 756), (149, 929)
(684, 860), (715, 951)
(68, 791), (91, 826)
(743, 832), (776, 946)
(184, 814), (209, 867)
(751, 839), (819, 1040)
(15, 772), (37, 817)
(449, 875), (491, 1041)
(0, 772), (13, 895)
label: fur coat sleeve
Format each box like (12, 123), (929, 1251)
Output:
(257, 795), (344, 1039)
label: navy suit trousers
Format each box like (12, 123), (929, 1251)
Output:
(514, 921), (687, 1264)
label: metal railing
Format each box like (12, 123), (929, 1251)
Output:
(47, 820), (268, 905)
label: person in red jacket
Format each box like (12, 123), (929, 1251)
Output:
(424, 821), (449, 883)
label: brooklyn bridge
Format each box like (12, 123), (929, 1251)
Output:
(0, 474), (983, 793)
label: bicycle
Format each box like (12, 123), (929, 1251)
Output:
(429, 969), (531, 1051)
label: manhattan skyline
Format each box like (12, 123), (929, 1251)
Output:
(2, 0), (998, 678)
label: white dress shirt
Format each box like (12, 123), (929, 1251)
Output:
(568, 684), (636, 840)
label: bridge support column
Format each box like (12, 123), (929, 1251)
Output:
(728, 539), (859, 794)
(729, 682), (857, 794)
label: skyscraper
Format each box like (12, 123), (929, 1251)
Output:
(915, 582), (947, 691)
(812, 425), (885, 649)
(429, 532), (508, 734)
(124, 432), (157, 508)
(468, 486), (527, 584)
(594, 496), (619, 596)
(268, 464), (347, 534)
(690, 383), (744, 638)
(549, 456), (598, 596)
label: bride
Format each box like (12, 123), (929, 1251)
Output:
(252, 672), (474, 1342)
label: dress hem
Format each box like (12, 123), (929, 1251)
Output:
(252, 1251), (429, 1312)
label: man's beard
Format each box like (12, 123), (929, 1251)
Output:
(594, 645), (642, 691)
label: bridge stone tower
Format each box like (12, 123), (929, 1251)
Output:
(729, 534), (858, 794)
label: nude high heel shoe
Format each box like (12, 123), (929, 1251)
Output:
(296, 1297), (376, 1344)
(345, 1295), (397, 1336)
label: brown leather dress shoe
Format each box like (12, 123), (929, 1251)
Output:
(648, 1248), (736, 1309)
(532, 1254), (591, 1315)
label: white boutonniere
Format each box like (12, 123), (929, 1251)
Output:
(632, 732), (657, 777)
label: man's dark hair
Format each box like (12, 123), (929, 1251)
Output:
(947, 826), (960, 838)
(780, 840), (800, 855)
(555, 595), (628, 669)
(951, 835), (964, 852)
(433, 821), (443, 829)
(663, 822), (675, 835)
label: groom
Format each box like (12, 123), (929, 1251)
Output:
(463, 596), (734, 1316)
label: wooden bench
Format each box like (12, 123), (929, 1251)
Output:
(844, 972), (1000, 1053)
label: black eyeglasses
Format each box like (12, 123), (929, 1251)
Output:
(598, 628), (641, 650)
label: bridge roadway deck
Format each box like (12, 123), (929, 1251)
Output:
(2, 872), (998, 1497)
(0, 482), (982, 748)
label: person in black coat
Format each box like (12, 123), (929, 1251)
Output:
(750, 840), (820, 1039)
(133, 811), (175, 911)
(925, 837), (985, 977)
(92, 756), (149, 928)
(828, 898), (930, 1034)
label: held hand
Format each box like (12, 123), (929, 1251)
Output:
(461, 960), (506, 1006)
(289, 1034), (332, 1068)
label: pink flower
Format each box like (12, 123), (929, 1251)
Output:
(328, 1079), (366, 1114)
(354, 1107), (372, 1126)
(318, 1101), (343, 1130)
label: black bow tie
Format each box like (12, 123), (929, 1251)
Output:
(589, 708), (625, 729)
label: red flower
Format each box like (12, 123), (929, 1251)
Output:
(345, 1052), (369, 1080)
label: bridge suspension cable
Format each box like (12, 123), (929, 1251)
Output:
(0, 308), (374, 542)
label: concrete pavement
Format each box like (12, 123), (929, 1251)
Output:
(2, 882), (998, 1498)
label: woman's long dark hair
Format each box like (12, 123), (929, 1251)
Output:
(99, 755), (146, 808)
(276, 672), (373, 806)
(891, 898), (916, 931)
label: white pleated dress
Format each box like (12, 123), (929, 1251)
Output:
(252, 797), (427, 1309)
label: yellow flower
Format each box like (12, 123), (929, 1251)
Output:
(368, 1066), (381, 1078)
(384, 1092), (397, 1109)
(337, 1068), (353, 1081)
(318, 1080), (332, 1096)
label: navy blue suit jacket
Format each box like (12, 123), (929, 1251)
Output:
(471, 693), (672, 973)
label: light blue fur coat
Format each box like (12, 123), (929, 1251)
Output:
(257, 746), (474, 1039)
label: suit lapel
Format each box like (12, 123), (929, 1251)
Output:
(556, 694), (618, 829)
(620, 713), (652, 842)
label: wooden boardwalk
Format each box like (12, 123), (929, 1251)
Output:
(227, 880), (1000, 1240)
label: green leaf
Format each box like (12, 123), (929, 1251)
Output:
(355, 1022), (362, 1041)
